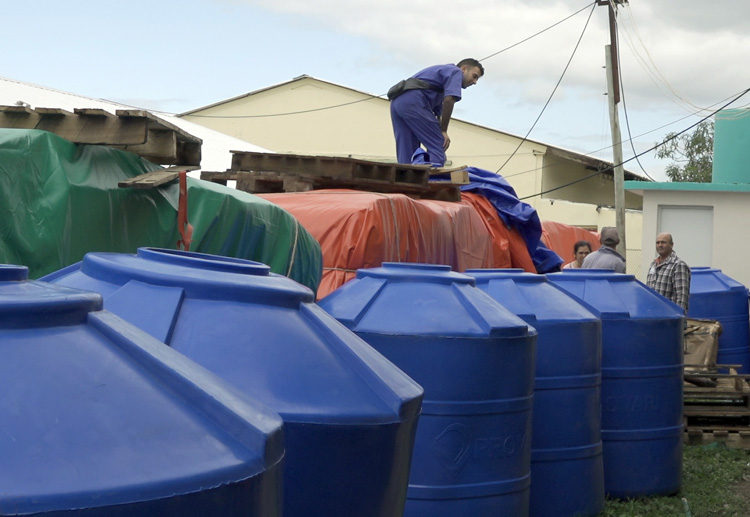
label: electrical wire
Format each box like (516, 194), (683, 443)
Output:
(500, 86), (750, 180)
(518, 86), (750, 200)
(479, 1), (596, 62)
(186, 2), (598, 120)
(494, 2), (598, 174)
(611, 1), (657, 181)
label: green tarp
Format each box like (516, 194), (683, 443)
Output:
(0, 129), (322, 293)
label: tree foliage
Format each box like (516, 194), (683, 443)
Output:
(655, 120), (714, 182)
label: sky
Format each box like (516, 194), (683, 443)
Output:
(4, 0), (750, 182)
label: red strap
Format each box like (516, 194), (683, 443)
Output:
(176, 171), (193, 250)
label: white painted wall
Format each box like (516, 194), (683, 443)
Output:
(639, 190), (750, 288)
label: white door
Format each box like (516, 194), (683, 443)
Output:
(657, 206), (713, 267)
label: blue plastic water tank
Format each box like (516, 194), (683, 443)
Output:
(0, 264), (284, 516)
(547, 269), (684, 499)
(465, 268), (603, 517)
(318, 263), (537, 517)
(42, 248), (423, 517)
(688, 267), (750, 373)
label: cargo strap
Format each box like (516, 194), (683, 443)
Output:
(176, 171), (193, 251)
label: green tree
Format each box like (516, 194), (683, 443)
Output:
(655, 120), (714, 182)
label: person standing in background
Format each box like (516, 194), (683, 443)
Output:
(563, 240), (592, 269)
(646, 232), (691, 313)
(581, 227), (626, 273)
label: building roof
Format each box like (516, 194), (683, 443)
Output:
(0, 76), (269, 172)
(180, 74), (648, 182)
(626, 180), (750, 194)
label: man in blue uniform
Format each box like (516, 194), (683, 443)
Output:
(389, 58), (484, 166)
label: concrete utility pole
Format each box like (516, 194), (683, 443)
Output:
(598, 0), (627, 258)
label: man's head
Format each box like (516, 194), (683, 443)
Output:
(457, 58), (484, 88)
(600, 227), (620, 248)
(655, 232), (674, 259)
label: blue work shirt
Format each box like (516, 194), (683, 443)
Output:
(412, 64), (463, 118)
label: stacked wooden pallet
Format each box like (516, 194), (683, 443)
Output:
(201, 151), (470, 202)
(684, 367), (750, 448)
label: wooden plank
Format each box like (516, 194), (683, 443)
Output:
(201, 170), (240, 183)
(115, 130), (179, 164)
(0, 105), (33, 113)
(229, 151), (431, 187)
(34, 107), (73, 116)
(0, 108), (40, 128)
(73, 108), (112, 117)
(429, 166), (470, 185)
(116, 109), (203, 145)
(118, 165), (199, 189)
(684, 429), (750, 449)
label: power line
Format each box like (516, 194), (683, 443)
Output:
(518, 86), (750, 200)
(185, 2), (598, 121)
(612, 1), (657, 181)
(501, 87), (750, 181)
(479, 1), (596, 62)
(494, 2), (598, 174)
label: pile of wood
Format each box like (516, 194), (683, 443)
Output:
(682, 319), (750, 448)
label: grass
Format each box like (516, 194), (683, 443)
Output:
(601, 443), (750, 516)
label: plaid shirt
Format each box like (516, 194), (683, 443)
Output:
(646, 251), (691, 312)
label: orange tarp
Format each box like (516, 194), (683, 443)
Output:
(259, 189), (535, 298)
(461, 193), (537, 274)
(540, 221), (600, 267)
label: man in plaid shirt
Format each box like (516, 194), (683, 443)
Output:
(646, 232), (691, 313)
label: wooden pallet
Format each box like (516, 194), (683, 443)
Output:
(683, 366), (750, 447)
(201, 152), (469, 201)
(684, 428), (750, 449)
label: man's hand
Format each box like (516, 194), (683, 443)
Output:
(442, 131), (451, 150)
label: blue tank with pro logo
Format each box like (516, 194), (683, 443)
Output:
(42, 248), (424, 517)
(0, 264), (284, 516)
(466, 268), (603, 517)
(318, 263), (537, 517)
(688, 267), (750, 373)
(547, 269), (684, 499)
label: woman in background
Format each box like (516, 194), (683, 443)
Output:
(563, 240), (592, 269)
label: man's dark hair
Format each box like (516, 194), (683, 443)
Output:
(457, 58), (484, 76)
(573, 240), (592, 253)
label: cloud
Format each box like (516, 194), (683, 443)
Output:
(232, 0), (750, 113)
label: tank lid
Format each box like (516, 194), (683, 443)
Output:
(75, 248), (314, 304)
(320, 263), (531, 337)
(547, 269), (684, 319)
(465, 269), (598, 323)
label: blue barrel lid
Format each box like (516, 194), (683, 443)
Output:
(42, 249), (423, 423)
(546, 269), (683, 320)
(0, 268), (284, 514)
(465, 268), (598, 324)
(690, 267), (749, 294)
(319, 262), (532, 337)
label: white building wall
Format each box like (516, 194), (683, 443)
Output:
(640, 190), (750, 288)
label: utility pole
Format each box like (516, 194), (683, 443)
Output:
(598, 0), (626, 259)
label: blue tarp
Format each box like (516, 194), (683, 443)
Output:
(418, 151), (562, 273)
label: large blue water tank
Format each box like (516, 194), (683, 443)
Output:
(465, 268), (604, 517)
(42, 248), (424, 517)
(0, 264), (284, 516)
(547, 269), (684, 499)
(318, 263), (537, 517)
(688, 267), (750, 373)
